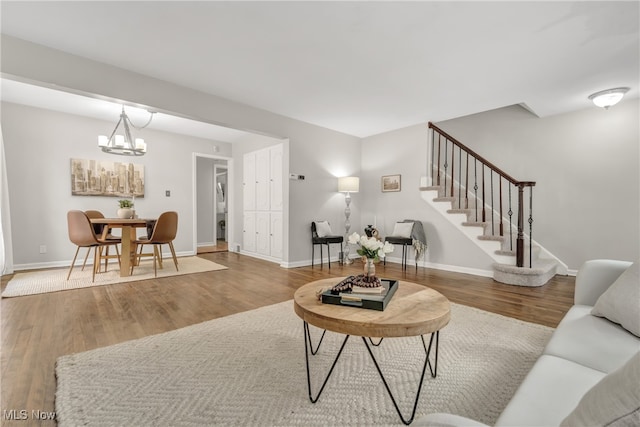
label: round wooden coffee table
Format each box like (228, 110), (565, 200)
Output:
(293, 278), (451, 425)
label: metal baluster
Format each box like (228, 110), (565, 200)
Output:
(436, 134), (442, 187)
(499, 177), (504, 236)
(431, 129), (435, 185)
(458, 147), (462, 208)
(529, 186), (534, 268)
(450, 141), (455, 198)
(474, 160), (478, 222)
(481, 164), (486, 223)
(465, 152), (469, 209)
(443, 139), (448, 197)
(490, 171), (495, 235)
(508, 184), (513, 251)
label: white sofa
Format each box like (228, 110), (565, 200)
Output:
(417, 259), (640, 427)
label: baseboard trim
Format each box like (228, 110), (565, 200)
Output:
(420, 261), (494, 278)
(197, 242), (215, 247)
(282, 256), (495, 279)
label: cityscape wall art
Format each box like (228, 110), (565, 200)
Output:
(70, 158), (145, 197)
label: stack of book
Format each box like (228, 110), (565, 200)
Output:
(340, 284), (387, 301)
(322, 279), (398, 311)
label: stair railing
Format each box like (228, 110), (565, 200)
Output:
(428, 122), (536, 268)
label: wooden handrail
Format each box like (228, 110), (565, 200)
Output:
(428, 122), (535, 188)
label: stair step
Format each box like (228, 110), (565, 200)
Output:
(493, 259), (558, 287)
(448, 208), (471, 214)
(462, 221), (488, 228)
(496, 249), (515, 256)
(433, 197), (455, 203)
(478, 235), (505, 242)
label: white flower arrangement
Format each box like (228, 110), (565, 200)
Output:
(348, 232), (394, 262)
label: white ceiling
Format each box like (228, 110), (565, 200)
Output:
(1, 1), (638, 139)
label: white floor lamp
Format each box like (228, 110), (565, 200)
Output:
(338, 176), (359, 264)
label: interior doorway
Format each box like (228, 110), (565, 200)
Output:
(194, 154), (232, 254)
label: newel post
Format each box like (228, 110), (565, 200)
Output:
(516, 183), (525, 267)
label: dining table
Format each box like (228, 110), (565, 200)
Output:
(90, 218), (156, 277)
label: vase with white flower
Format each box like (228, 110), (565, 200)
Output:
(348, 232), (394, 280)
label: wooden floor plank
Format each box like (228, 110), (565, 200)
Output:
(1, 253), (574, 426)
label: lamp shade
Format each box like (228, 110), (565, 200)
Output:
(338, 176), (359, 193)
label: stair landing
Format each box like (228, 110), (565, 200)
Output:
(493, 259), (557, 287)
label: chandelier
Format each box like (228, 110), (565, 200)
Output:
(98, 106), (155, 156)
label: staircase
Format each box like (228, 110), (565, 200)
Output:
(423, 123), (566, 286)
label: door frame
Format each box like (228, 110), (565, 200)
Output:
(192, 153), (233, 254)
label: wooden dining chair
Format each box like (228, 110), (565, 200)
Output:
(131, 211), (179, 277)
(84, 210), (121, 272)
(67, 210), (121, 282)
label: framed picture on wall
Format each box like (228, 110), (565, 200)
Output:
(381, 174), (401, 192)
(70, 158), (145, 197)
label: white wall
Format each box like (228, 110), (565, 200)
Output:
(1, 35), (362, 267)
(2, 102), (230, 268)
(361, 102), (640, 272)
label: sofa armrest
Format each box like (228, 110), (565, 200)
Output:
(413, 413), (490, 427)
(574, 259), (633, 306)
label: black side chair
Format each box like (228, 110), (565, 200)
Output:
(311, 221), (344, 269)
(384, 236), (414, 270)
(384, 221), (417, 271)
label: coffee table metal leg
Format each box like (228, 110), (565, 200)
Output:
(362, 331), (439, 425)
(304, 321), (327, 355)
(368, 337), (384, 346)
(303, 321), (350, 403)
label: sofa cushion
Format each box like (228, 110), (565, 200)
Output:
(495, 355), (606, 427)
(561, 352), (640, 427)
(591, 261), (640, 337)
(543, 305), (640, 374)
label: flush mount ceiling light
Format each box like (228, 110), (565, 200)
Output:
(98, 106), (155, 156)
(588, 87), (630, 110)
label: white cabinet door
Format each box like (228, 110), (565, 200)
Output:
(255, 212), (270, 256)
(255, 148), (270, 211)
(243, 211), (256, 253)
(269, 144), (283, 211)
(243, 152), (256, 211)
(243, 143), (284, 261)
(270, 212), (283, 259)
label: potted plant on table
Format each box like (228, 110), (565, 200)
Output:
(348, 232), (394, 280)
(117, 199), (134, 219)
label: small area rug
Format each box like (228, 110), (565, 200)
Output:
(55, 300), (553, 426)
(2, 256), (227, 298)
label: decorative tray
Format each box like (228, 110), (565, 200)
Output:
(321, 278), (398, 311)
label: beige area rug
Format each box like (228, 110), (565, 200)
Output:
(55, 301), (553, 426)
(2, 257), (227, 298)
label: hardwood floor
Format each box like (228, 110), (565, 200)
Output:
(196, 241), (228, 254)
(0, 253), (575, 426)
